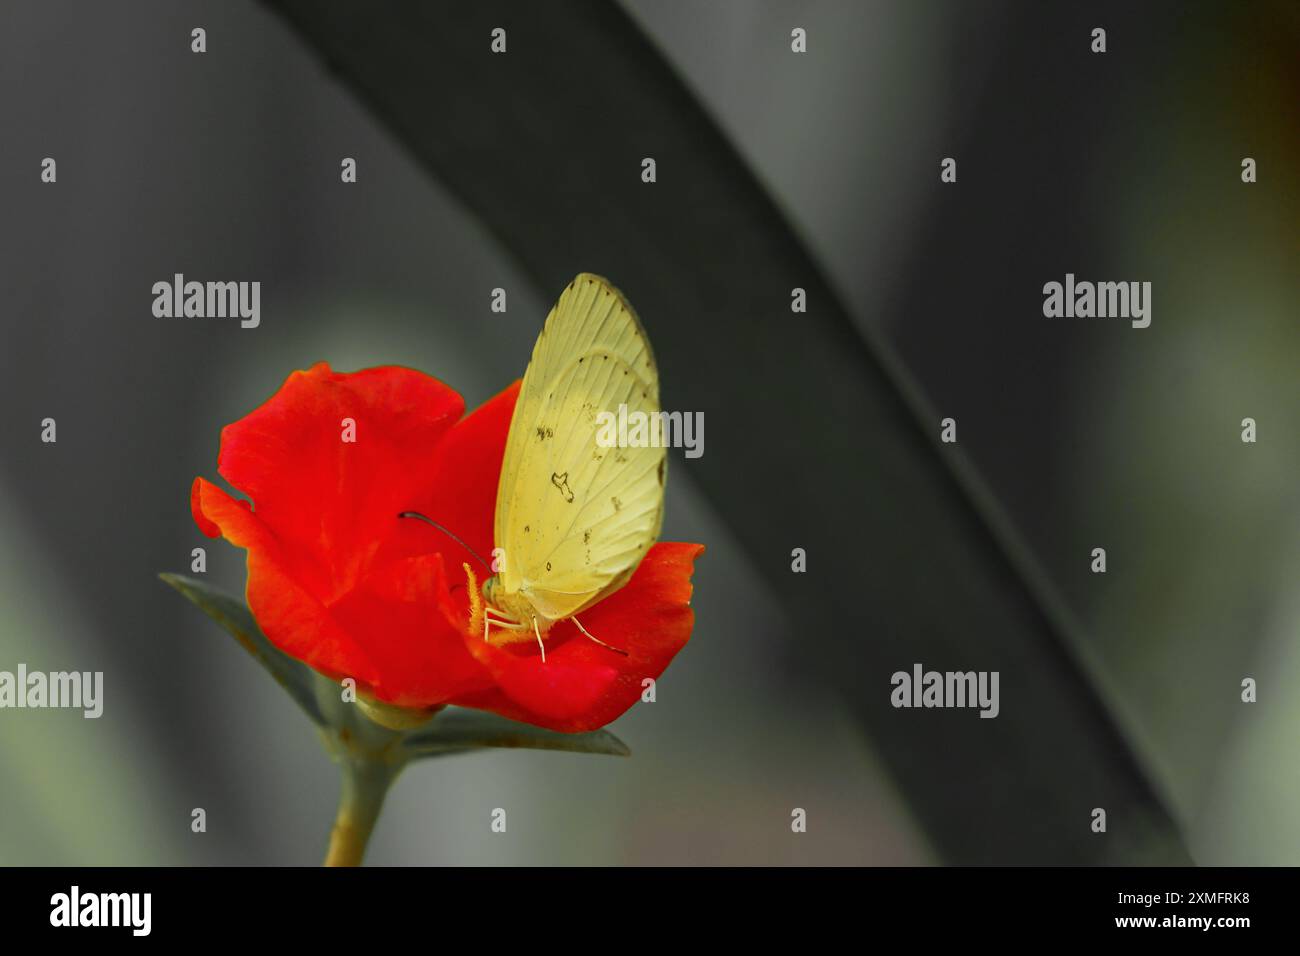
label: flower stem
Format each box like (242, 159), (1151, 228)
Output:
(324, 759), (398, 867)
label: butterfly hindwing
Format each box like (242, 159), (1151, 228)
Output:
(494, 275), (665, 622)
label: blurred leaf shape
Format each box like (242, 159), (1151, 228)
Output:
(261, 0), (1192, 863)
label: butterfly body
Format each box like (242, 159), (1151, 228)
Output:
(481, 574), (555, 635)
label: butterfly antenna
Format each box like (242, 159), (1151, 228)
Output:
(398, 511), (494, 573)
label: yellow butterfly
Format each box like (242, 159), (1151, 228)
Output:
(473, 273), (666, 661)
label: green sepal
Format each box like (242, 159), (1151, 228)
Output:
(160, 572), (325, 725)
(402, 708), (630, 759)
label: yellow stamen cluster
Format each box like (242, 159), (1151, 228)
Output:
(463, 562), (483, 639)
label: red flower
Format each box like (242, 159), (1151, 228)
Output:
(191, 363), (702, 732)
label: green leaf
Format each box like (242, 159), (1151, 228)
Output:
(159, 573), (324, 725)
(403, 708), (630, 759)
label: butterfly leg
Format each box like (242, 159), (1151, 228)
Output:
(482, 613), (547, 664)
(483, 612), (516, 642)
(484, 612), (525, 643)
(571, 616), (628, 656)
(531, 617), (546, 664)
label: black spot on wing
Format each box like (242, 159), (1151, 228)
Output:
(551, 472), (575, 503)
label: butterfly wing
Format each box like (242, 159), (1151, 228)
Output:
(494, 274), (666, 621)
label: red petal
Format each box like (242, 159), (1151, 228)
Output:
(216, 363), (464, 602)
(191, 477), (221, 538)
(451, 542), (704, 732)
(191, 477), (382, 690)
(325, 552), (496, 708)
